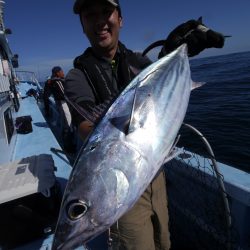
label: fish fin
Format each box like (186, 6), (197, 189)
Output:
(125, 85), (143, 135)
(127, 86), (138, 135)
(124, 84), (154, 135)
(109, 115), (131, 133)
(163, 134), (181, 164)
(109, 86), (141, 134)
(197, 16), (203, 23)
(191, 81), (206, 90)
(163, 147), (183, 164)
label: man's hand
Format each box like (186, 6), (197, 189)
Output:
(159, 17), (225, 58)
(78, 120), (94, 141)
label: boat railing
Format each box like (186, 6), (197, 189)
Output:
(15, 70), (42, 89)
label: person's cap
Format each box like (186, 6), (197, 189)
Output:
(74, 0), (119, 14)
(52, 66), (62, 75)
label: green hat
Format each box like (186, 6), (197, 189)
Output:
(74, 0), (119, 14)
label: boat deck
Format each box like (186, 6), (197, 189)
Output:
(1, 82), (75, 249)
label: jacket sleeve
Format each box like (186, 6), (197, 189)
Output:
(43, 81), (51, 115)
(64, 68), (96, 126)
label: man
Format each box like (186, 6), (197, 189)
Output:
(43, 66), (66, 117)
(64, 0), (225, 249)
(44, 66), (75, 153)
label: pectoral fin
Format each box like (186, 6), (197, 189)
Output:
(191, 81), (206, 90)
(109, 85), (152, 135)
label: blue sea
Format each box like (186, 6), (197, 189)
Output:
(182, 51), (250, 173)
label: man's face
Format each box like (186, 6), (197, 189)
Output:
(57, 70), (65, 78)
(80, 1), (122, 55)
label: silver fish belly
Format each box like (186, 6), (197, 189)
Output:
(52, 44), (192, 250)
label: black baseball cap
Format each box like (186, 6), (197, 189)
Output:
(52, 66), (62, 76)
(74, 0), (120, 14)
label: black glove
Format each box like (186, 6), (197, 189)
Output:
(159, 17), (225, 58)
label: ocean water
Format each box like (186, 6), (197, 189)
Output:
(181, 51), (250, 172)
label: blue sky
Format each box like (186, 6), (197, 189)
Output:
(4, 0), (250, 81)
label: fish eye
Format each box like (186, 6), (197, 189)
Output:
(67, 200), (89, 220)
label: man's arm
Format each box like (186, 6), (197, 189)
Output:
(43, 80), (51, 116)
(65, 68), (97, 140)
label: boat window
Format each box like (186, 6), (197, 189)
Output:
(4, 107), (14, 144)
(0, 45), (10, 75)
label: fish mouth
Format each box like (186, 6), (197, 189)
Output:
(52, 231), (89, 250)
(52, 221), (109, 250)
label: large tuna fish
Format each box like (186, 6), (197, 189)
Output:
(52, 44), (193, 250)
